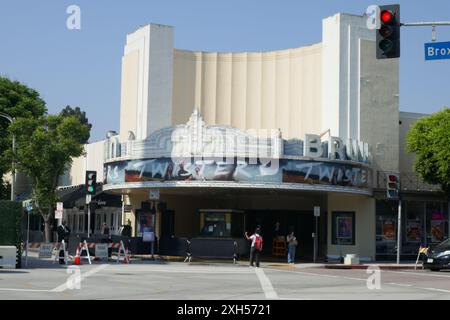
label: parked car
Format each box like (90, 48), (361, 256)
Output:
(423, 239), (450, 271)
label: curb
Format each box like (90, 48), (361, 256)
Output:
(324, 264), (417, 270)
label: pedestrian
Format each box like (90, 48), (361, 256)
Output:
(57, 221), (70, 245)
(286, 229), (298, 264)
(245, 228), (263, 268)
(102, 223), (110, 236)
(273, 221), (281, 238)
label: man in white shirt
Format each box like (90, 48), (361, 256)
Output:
(245, 228), (263, 268)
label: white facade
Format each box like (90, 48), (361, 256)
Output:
(120, 24), (174, 141)
(60, 12), (445, 261)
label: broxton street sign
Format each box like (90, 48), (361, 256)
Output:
(425, 41), (450, 60)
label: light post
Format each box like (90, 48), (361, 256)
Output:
(0, 111), (15, 201)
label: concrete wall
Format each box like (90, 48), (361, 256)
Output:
(327, 193), (375, 260)
(399, 112), (425, 174)
(322, 14), (400, 177)
(172, 45), (322, 139)
(59, 140), (106, 186)
(119, 24), (174, 141)
(360, 39), (400, 175)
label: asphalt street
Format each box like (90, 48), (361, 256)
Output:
(0, 257), (450, 300)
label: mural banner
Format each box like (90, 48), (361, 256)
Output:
(105, 158), (372, 190)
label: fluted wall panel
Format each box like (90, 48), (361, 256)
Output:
(172, 43), (322, 139)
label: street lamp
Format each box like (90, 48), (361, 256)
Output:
(0, 111), (16, 201)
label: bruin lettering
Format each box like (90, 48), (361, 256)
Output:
(304, 134), (371, 163)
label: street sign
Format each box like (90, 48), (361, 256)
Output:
(55, 201), (64, 220)
(55, 210), (63, 220)
(23, 199), (33, 211)
(425, 41), (450, 60)
(149, 189), (160, 200)
(143, 226), (155, 242)
(95, 243), (109, 260)
(314, 206), (321, 217)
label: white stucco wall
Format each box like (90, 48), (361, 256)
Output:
(172, 45), (323, 139)
(59, 140), (106, 186)
(327, 193), (376, 260)
(399, 112), (426, 174)
(322, 13), (399, 178)
(119, 24), (174, 141)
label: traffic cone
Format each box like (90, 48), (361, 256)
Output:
(74, 246), (81, 265)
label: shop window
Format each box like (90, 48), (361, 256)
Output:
(331, 211), (355, 245)
(199, 210), (244, 238)
(376, 200), (399, 255)
(426, 202), (448, 245)
(136, 210), (155, 237)
(403, 201), (425, 254)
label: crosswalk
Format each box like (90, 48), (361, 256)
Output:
(104, 264), (255, 274)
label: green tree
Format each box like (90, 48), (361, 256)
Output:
(406, 107), (450, 195)
(10, 114), (90, 241)
(0, 77), (46, 199)
(60, 105), (92, 143)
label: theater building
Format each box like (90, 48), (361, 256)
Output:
(58, 12), (448, 261)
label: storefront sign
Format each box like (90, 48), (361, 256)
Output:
(105, 158), (371, 190)
(95, 243), (108, 259)
(106, 110), (372, 165)
(314, 206), (320, 217)
(149, 189), (160, 200)
(143, 230), (155, 242)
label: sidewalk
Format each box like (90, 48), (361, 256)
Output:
(19, 251), (422, 270)
(323, 262), (419, 270)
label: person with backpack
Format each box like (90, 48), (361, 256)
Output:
(245, 228), (263, 268)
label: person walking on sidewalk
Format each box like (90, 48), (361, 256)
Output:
(245, 228), (263, 268)
(286, 230), (298, 264)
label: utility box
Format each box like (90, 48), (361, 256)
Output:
(344, 254), (360, 265)
(0, 246), (17, 269)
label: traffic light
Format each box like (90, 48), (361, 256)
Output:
(85, 171), (97, 195)
(376, 4), (400, 59)
(386, 173), (399, 199)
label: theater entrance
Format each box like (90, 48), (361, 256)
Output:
(245, 210), (327, 262)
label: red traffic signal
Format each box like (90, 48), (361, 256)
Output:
(380, 10), (394, 23)
(376, 4), (400, 59)
(386, 173), (399, 199)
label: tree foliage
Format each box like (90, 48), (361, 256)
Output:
(0, 76), (46, 183)
(60, 105), (92, 143)
(406, 107), (450, 195)
(10, 114), (90, 241)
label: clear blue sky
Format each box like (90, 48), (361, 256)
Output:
(1, 0), (449, 141)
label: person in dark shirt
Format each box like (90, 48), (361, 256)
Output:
(57, 221), (71, 246)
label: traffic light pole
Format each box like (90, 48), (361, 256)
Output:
(397, 198), (402, 265)
(401, 21), (450, 42)
(401, 22), (450, 27)
(86, 194), (91, 238)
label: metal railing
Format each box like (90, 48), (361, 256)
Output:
(377, 171), (441, 192)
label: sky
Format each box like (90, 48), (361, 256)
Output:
(0, 0), (449, 141)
